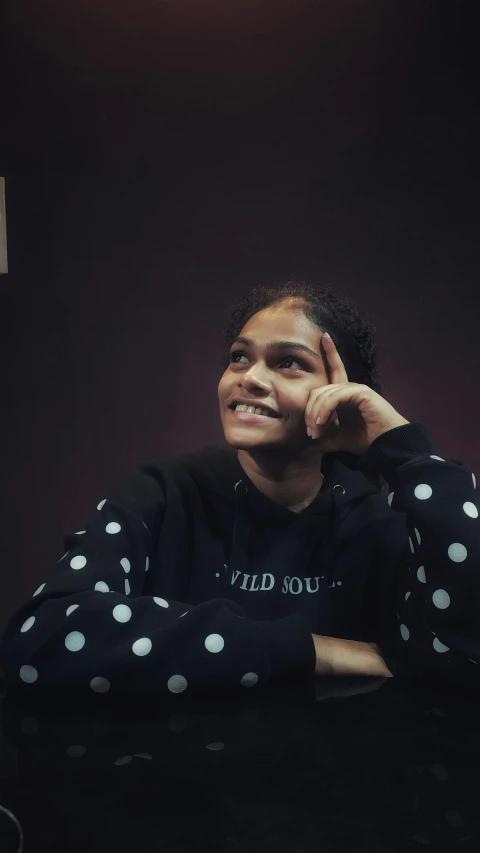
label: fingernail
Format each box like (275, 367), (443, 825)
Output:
(306, 427), (312, 437)
(323, 332), (331, 339)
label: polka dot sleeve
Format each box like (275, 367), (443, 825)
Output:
(0, 473), (316, 695)
(364, 423), (480, 683)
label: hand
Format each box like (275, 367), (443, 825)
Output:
(305, 332), (410, 455)
(312, 633), (394, 678)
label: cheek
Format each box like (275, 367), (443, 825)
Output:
(279, 391), (309, 422)
(217, 372), (232, 401)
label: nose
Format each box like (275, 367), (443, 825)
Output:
(239, 362), (273, 394)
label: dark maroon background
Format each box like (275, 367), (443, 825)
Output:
(0, 1), (479, 664)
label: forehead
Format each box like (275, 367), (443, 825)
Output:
(240, 305), (322, 352)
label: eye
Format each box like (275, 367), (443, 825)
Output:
(230, 350), (249, 364)
(279, 356), (306, 370)
(229, 351), (307, 370)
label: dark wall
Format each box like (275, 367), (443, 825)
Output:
(1, 1), (479, 654)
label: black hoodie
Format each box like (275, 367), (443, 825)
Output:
(1, 422), (479, 695)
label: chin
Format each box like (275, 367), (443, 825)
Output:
(223, 432), (264, 450)
(222, 426), (289, 452)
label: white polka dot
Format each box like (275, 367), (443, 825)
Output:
(70, 555), (87, 570)
(387, 491), (393, 506)
(405, 591), (411, 600)
(120, 558), (130, 573)
(134, 753), (152, 760)
(417, 566), (426, 583)
(95, 581), (109, 592)
(206, 742), (224, 751)
(240, 672), (259, 687)
(414, 484), (433, 500)
(142, 521), (148, 529)
(74, 530), (86, 535)
(179, 611), (189, 618)
(67, 745), (86, 758)
(90, 676), (110, 693)
(20, 665), (38, 683)
(463, 501), (478, 519)
(113, 604), (132, 622)
(132, 637), (152, 656)
(432, 589), (450, 609)
(97, 499), (107, 510)
(473, 472), (476, 490)
(20, 616), (35, 633)
(205, 633), (224, 653)
(400, 624), (410, 641)
(65, 631), (85, 651)
(145, 557), (149, 572)
(433, 637), (450, 653)
(215, 573), (220, 577)
(153, 597), (169, 608)
(448, 542), (467, 562)
(430, 455), (445, 462)
(66, 604), (79, 616)
(125, 579), (130, 595)
(167, 674), (188, 693)
(106, 522), (121, 534)
(33, 583), (45, 597)
(414, 528), (421, 545)
(114, 755), (132, 765)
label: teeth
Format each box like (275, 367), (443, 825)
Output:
(234, 404), (274, 417)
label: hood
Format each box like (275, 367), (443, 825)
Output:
(178, 444), (378, 510)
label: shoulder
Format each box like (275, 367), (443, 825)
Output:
(108, 445), (237, 497)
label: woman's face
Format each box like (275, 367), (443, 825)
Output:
(218, 302), (331, 452)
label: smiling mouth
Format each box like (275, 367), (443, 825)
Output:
(228, 403), (280, 418)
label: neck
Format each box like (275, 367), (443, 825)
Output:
(237, 447), (326, 512)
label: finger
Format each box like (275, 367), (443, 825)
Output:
(304, 387), (323, 436)
(305, 387), (336, 436)
(311, 393), (339, 439)
(316, 408), (339, 440)
(322, 333), (349, 385)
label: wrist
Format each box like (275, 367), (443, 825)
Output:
(312, 633), (393, 678)
(312, 634), (335, 676)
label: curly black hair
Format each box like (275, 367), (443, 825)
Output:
(223, 279), (387, 492)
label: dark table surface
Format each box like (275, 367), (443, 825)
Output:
(0, 674), (478, 853)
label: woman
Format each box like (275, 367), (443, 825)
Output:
(1, 280), (479, 695)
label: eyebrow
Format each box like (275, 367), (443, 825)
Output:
(232, 336), (323, 362)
